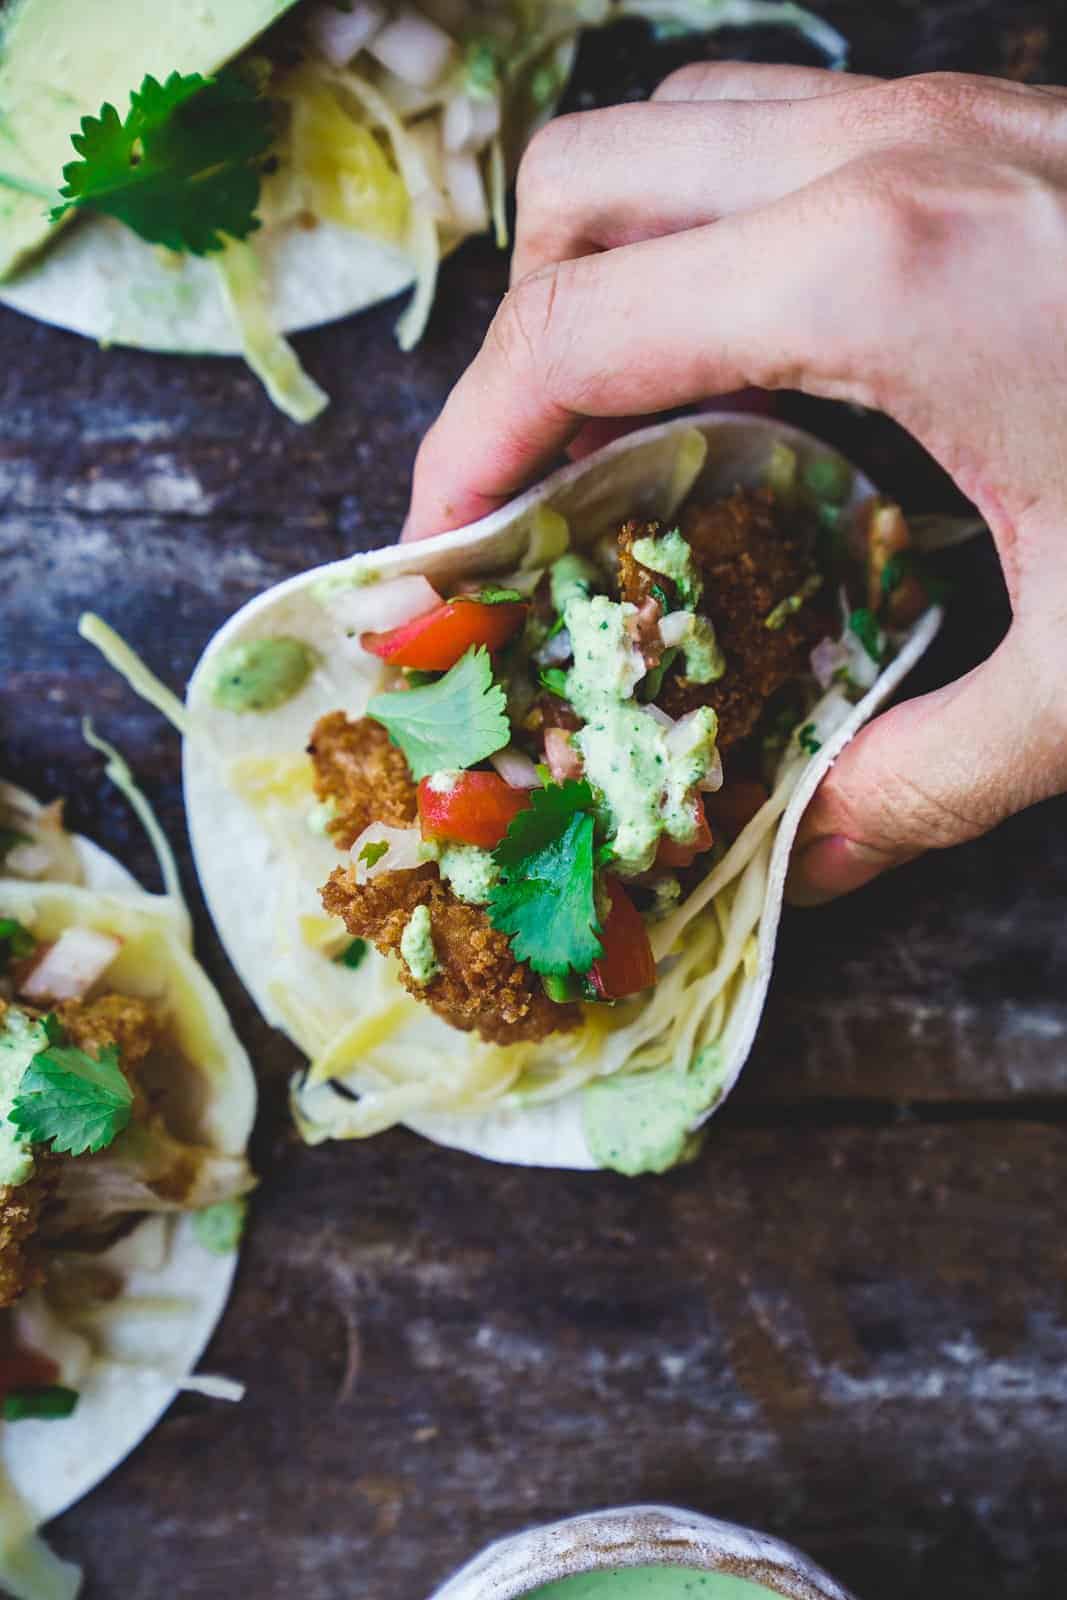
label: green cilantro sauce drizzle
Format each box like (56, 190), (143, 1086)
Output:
(527, 1567), (786, 1598)
(551, 558), (720, 877)
(211, 636), (314, 713)
(630, 529), (703, 608)
(0, 1009), (45, 1186)
(399, 904), (438, 986)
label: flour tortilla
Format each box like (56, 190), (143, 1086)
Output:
(180, 412), (940, 1171)
(0, 799), (256, 1580)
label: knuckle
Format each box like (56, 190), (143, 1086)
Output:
(834, 156), (958, 297)
(653, 61), (729, 102)
(864, 71), (1001, 139)
(516, 113), (584, 209)
(489, 265), (565, 389)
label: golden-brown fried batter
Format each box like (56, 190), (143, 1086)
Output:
(309, 711), (417, 849)
(619, 489), (830, 747)
(321, 864), (579, 1045)
(0, 1172), (46, 1309)
(55, 993), (159, 1073)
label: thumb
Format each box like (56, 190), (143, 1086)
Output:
(786, 632), (1062, 905)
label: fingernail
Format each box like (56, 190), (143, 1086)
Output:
(785, 835), (898, 908)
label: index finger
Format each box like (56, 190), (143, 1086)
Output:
(404, 184), (867, 541)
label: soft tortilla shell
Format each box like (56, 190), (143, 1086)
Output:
(183, 412), (940, 1169)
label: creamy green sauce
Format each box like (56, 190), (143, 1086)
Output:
(0, 1008), (48, 1187)
(306, 798), (337, 835)
(583, 1046), (726, 1176)
(211, 636), (314, 713)
(631, 529), (702, 608)
(527, 1566), (784, 1597)
(553, 564), (720, 877)
(577, 704), (717, 876)
(437, 843), (499, 905)
(400, 904), (438, 985)
(671, 612), (725, 684)
(566, 594), (645, 709)
(549, 552), (599, 615)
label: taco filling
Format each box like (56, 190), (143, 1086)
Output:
(307, 465), (928, 1057)
(0, 904), (253, 1414)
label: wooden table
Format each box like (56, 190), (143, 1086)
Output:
(3, 6), (1066, 1596)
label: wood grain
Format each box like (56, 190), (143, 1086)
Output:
(2, 4), (1065, 1598)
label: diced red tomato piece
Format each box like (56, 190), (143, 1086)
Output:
(705, 780), (769, 840)
(418, 772), (531, 850)
(0, 1346), (59, 1401)
(363, 598), (527, 671)
(591, 877), (657, 1000)
(655, 798), (713, 869)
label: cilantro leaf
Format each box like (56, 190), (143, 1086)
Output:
(335, 937), (368, 969)
(539, 667), (569, 698)
(797, 722), (822, 756)
(488, 782), (603, 977)
(0, 919), (36, 974)
(367, 647), (509, 782)
(52, 71), (274, 255)
(358, 841), (389, 870)
(848, 607), (886, 664)
(9, 1041), (133, 1157)
(3, 1386), (79, 1422)
(474, 587), (523, 606)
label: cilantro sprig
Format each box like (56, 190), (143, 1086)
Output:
(488, 781), (603, 977)
(3, 1386), (79, 1423)
(367, 647), (509, 781)
(9, 1029), (133, 1158)
(52, 71), (274, 255)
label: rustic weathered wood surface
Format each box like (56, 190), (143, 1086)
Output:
(2, 6), (1066, 1597)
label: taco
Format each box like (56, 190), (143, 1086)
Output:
(0, 0), (845, 419)
(81, 413), (940, 1177)
(0, 789), (256, 1599)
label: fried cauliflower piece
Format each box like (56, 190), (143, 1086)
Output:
(321, 864), (579, 1045)
(619, 489), (829, 747)
(0, 1171), (47, 1309)
(308, 711), (417, 849)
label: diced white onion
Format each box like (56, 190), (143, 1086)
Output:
(697, 747), (724, 794)
(810, 634), (844, 690)
(534, 628), (572, 667)
(307, 1), (387, 67)
(4, 841), (52, 877)
(490, 747), (540, 789)
(20, 926), (122, 1002)
(658, 611), (692, 649)
(407, 116), (450, 219)
(641, 703), (675, 730)
(443, 151), (489, 233)
(350, 822), (425, 883)
(368, 9), (456, 88)
(327, 574), (442, 639)
(443, 92), (501, 153)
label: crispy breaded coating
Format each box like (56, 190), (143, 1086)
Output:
(0, 1172), (47, 1309)
(54, 993), (160, 1073)
(619, 490), (830, 747)
(309, 711), (417, 849)
(321, 864), (579, 1045)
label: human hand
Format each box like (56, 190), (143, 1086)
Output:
(404, 63), (1067, 902)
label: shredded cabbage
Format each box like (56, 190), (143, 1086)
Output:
(80, 719), (186, 916)
(77, 615), (189, 737)
(214, 240), (329, 425)
(0, 1489), (81, 1600)
(618, 0), (848, 66)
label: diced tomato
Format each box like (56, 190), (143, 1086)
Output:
(363, 598), (527, 671)
(705, 780), (769, 840)
(655, 798), (713, 869)
(0, 1346), (59, 1401)
(418, 772), (531, 850)
(591, 877), (657, 1000)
